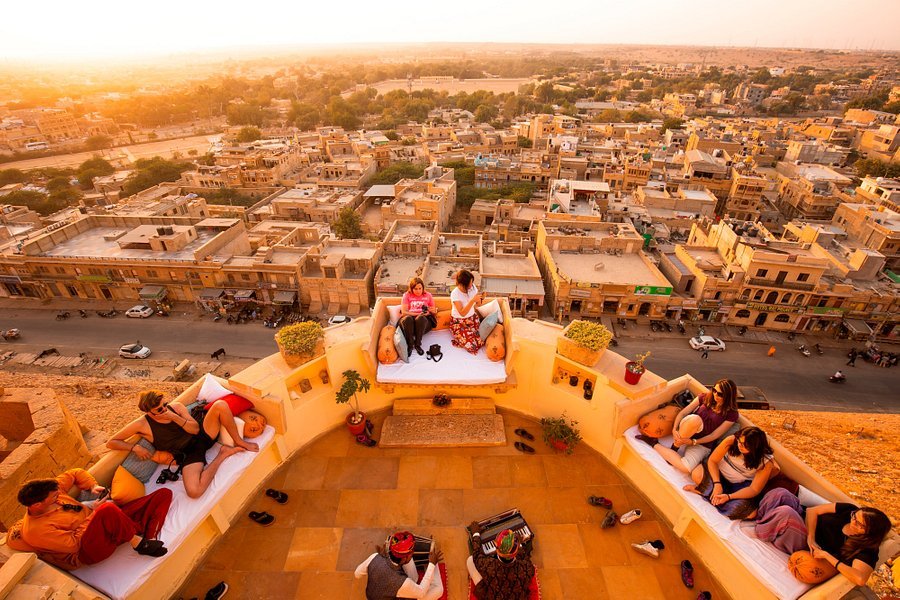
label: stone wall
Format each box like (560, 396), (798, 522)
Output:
(0, 389), (92, 532)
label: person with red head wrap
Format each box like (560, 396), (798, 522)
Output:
(467, 523), (535, 599)
(354, 530), (444, 599)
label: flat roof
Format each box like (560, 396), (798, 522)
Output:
(364, 184), (396, 198)
(552, 251), (669, 286)
(377, 256), (424, 287)
(40, 226), (221, 261)
(482, 255), (540, 277)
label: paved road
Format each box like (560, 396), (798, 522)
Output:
(3, 310), (898, 414)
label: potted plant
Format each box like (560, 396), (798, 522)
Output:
(557, 320), (613, 367)
(540, 412), (582, 455)
(336, 369), (371, 435)
(625, 351), (651, 385)
(275, 321), (324, 367)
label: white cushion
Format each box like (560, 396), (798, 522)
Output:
(475, 299), (503, 322)
(798, 485), (829, 508)
(387, 304), (402, 326)
(217, 417), (245, 447)
(197, 375), (231, 403)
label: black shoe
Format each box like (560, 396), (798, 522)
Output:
(135, 537), (167, 557)
(415, 346), (425, 355)
(205, 581), (229, 600)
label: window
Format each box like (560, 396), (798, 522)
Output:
(774, 314), (790, 323)
(797, 273), (809, 282)
(741, 289), (750, 300)
(756, 269), (768, 277)
(146, 270), (158, 278)
(782, 293), (792, 305)
(55, 267), (66, 274)
(753, 290), (764, 301)
(736, 309), (751, 318)
(765, 291), (778, 304)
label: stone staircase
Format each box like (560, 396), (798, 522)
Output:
(379, 397), (506, 448)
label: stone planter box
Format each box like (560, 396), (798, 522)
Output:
(556, 324), (605, 367)
(277, 337), (325, 368)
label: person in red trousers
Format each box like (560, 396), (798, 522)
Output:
(16, 468), (172, 570)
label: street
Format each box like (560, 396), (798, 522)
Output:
(2, 309), (898, 414)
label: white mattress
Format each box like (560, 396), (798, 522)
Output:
(377, 329), (507, 385)
(72, 425), (276, 600)
(623, 425), (814, 600)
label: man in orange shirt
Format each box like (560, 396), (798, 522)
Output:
(15, 469), (172, 570)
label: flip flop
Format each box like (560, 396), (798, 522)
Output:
(248, 511), (275, 526)
(265, 488), (289, 504)
(514, 442), (535, 454)
(587, 495), (613, 509)
(514, 428), (535, 441)
(356, 434), (377, 447)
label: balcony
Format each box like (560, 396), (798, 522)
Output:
(747, 277), (815, 291)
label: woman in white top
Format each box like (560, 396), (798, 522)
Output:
(449, 269), (485, 354)
(683, 426), (782, 520)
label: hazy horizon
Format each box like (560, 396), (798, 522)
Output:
(4, 0), (900, 64)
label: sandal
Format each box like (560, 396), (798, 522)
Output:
(514, 442), (535, 454)
(514, 428), (535, 441)
(587, 495), (613, 509)
(248, 511), (275, 526)
(265, 488), (289, 504)
(601, 510), (618, 529)
(356, 434), (377, 447)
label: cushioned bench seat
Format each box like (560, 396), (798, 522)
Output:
(71, 426), (276, 600)
(376, 330), (508, 385)
(623, 424), (823, 600)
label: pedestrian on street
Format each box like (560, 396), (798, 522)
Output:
(846, 348), (858, 367)
(767, 346), (776, 357)
(701, 348), (709, 360)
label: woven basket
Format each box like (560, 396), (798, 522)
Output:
(277, 337), (324, 368)
(556, 325), (604, 367)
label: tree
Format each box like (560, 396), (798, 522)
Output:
(370, 162), (425, 185)
(1, 190), (70, 216)
(84, 135), (112, 151)
(0, 169), (27, 185)
(121, 157), (193, 197)
(517, 135), (533, 148)
(46, 176), (72, 193)
(236, 126), (262, 143)
(854, 158), (900, 179)
(333, 206), (363, 239)
(473, 104), (498, 123)
(845, 92), (889, 112)
(661, 118), (684, 134)
(77, 157), (114, 177)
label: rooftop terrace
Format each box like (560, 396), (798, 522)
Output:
(552, 252), (670, 286)
(39, 226), (222, 261)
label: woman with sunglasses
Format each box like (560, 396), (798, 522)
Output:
(755, 489), (891, 585)
(636, 378), (740, 474)
(683, 426), (781, 520)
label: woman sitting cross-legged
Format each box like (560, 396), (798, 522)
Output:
(755, 488), (891, 585)
(449, 269), (485, 355)
(636, 378), (740, 474)
(683, 426), (782, 520)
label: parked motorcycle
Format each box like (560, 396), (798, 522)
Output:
(829, 374), (846, 383)
(610, 337), (619, 347)
(814, 343), (823, 356)
(79, 309), (88, 318)
(649, 321), (659, 332)
(55, 311), (71, 321)
(617, 318), (627, 329)
(156, 309), (170, 317)
(1, 328), (20, 340)
(738, 326), (748, 336)
(798, 344), (811, 357)
(677, 320), (686, 335)
(787, 331), (796, 341)
(664, 321), (673, 332)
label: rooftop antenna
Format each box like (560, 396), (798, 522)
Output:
(407, 73), (413, 95)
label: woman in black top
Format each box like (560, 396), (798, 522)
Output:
(805, 502), (891, 586)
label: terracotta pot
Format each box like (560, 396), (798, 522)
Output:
(346, 411), (367, 436)
(556, 324), (605, 367)
(549, 438), (570, 453)
(624, 361), (645, 385)
(277, 337), (324, 368)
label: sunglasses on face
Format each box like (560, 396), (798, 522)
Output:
(709, 387), (723, 397)
(150, 403), (169, 415)
(849, 510), (866, 529)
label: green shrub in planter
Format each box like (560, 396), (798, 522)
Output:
(275, 321), (324, 356)
(540, 412), (582, 455)
(564, 320), (613, 351)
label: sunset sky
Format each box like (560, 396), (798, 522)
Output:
(4, 0), (899, 62)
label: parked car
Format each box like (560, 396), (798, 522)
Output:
(125, 305), (154, 318)
(689, 335), (726, 352)
(327, 315), (352, 325)
(119, 343), (152, 359)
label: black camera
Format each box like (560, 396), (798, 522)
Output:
(156, 466), (180, 484)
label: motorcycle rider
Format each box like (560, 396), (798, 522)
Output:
(832, 370), (845, 381)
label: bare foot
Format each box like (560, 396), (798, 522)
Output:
(683, 484), (701, 495)
(237, 440), (259, 452)
(218, 446), (246, 460)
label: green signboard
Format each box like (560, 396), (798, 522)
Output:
(76, 274), (112, 283)
(634, 285), (672, 296)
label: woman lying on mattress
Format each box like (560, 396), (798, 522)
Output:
(683, 426), (795, 520)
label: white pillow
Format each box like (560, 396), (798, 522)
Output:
(798, 485), (829, 508)
(197, 375), (232, 403)
(387, 304), (403, 326)
(475, 299), (503, 323)
(218, 417), (245, 447)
